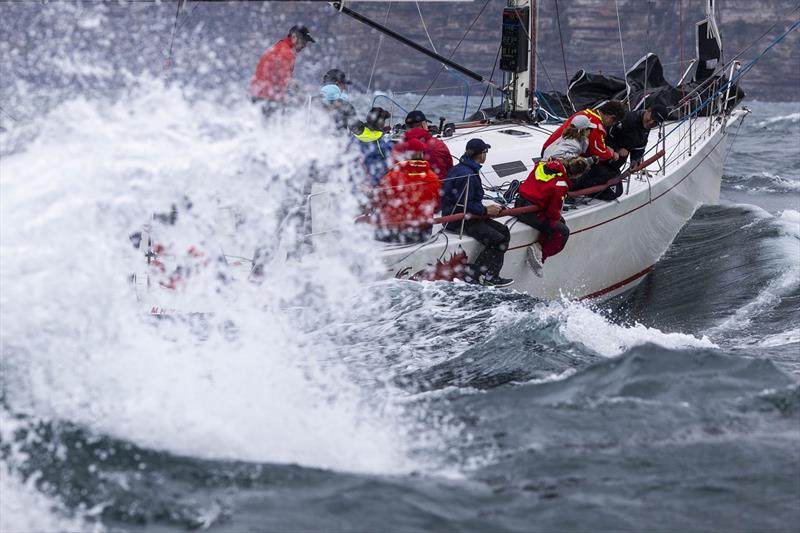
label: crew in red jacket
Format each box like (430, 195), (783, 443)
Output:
(374, 138), (441, 244)
(515, 158), (592, 276)
(542, 100), (627, 163)
(248, 25), (315, 105)
(404, 110), (454, 180)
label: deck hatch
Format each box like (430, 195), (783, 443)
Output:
(498, 129), (531, 137)
(491, 160), (528, 177)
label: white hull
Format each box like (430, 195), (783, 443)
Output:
(310, 111), (743, 302)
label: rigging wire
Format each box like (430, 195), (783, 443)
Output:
(165, 0), (184, 72)
(164, 0), (199, 74)
(416, 1), (438, 53)
(513, 9), (572, 118)
(679, 3), (800, 104)
(646, 17), (800, 159)
(644, 0), (651, 104)
(553, 0), (570, 90)
(614, 0), (630, 109)
(0, 106), (18, 122)
(412, 0), (491, 111)
(476, 42), (503, 113)
(366, 1), (392, 94)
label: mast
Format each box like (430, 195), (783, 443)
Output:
(500, 0), (537, 116)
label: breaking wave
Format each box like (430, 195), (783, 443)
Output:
(754, 112), (800, 128)
(723, 172), (800, 193)
(0, 78), (442, 480)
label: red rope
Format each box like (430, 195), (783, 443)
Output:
(357, 150), (665, 227)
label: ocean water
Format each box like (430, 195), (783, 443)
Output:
(1, 3), (799, 532)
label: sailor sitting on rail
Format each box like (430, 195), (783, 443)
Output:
(372, 138), (440, 245)
(441, 139), (513, 288)
(515, 157), (592, 277)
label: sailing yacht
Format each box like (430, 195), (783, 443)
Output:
(305, 0), (748, 300)
(134, 0), (754, 310)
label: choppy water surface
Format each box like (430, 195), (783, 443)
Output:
(1, 3), (799, 531)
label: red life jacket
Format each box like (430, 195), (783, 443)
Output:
(374, 160), (441, 228)
(542, 110), (615, 161)
(247, 37), (296, 101)
(518, 160), (572, 221)
(397, 129), (454, 180)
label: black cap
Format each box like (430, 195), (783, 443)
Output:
(648, 104), (669, 124)
(323, 68), (350, 85)
(405, 110), (431, 125)
(466, 138), (491, 153)
(289, 25), (315, 43)
(366, 107), (391, 129)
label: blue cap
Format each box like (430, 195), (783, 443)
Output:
(320, 84), (348, 102)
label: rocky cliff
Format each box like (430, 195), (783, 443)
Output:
(275, 0), (799, 103)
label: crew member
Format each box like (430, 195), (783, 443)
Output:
(542, 100), (628, 163)
(373, 138), (440, 244)
(351, 107), (394, 185)
(405, 110), (454, 180)
(515, 157), (592, 276)
(319, 68), (356, 130)
(248, 25), (315, 111)
(541, 114), (595, 160)
(583, 104), (669, 200)
(608, 104), (669, 167)
(441, 139), (513, 287)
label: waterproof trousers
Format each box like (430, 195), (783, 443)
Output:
(577, 160), (624, 200)
(445, 219), (510, 278)
(514, 198), (570, 262)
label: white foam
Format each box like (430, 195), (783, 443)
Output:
(755, 112), (800, 128)
(544, 300), (717, 357)
(0, 78), (434, 475)
(760, 327), (800, 348)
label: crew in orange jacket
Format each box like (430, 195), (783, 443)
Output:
(541, 100), (627, 163)
(515, 158), (592, 276)
(374, 138), (441, 244)
(248, 25), (315, 105)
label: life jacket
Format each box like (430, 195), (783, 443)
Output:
(518, 161), (572, 221)
(541, 110), (615, 161)
(374, 160), (441, 228)
(354, 127), (387, 158)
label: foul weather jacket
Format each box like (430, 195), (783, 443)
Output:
(248, 37), (295, 102)
(542, 109), (615, 161)
(607, 109), (650, 164)
(518, 160), (573, 222)
(374, 160), (441, 228)
(440, 157), (487, 217)
(404, 128), (454, 180)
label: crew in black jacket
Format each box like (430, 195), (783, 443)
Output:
(581, 104), (669, 201)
